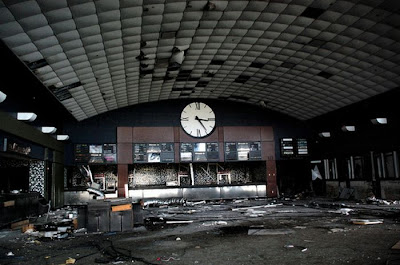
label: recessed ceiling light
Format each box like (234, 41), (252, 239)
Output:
(0, 91), (6, 103)
(319, 132), (331, 137)
(371, 118), (387, 125)
(341, 126), (355, 132)
(56, 135), (69, 141)
(41, 127), (57, 134)
(17, 112), (37, 122)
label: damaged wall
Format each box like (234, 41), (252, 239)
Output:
(127, 162), (266, 187)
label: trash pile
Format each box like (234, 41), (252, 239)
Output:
(366, 194), (400, 205)
(10, 207), (85, 240)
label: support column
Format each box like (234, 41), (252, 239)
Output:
(266, 160), (277, 197)
(117, 127), (133, 197)
(118, 164), (128, 197)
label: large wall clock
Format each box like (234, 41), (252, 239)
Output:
(180, 102), (216, 138)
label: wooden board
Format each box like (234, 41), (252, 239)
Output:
(392, 240), (400, 250)
(111, 204), (132, 212)
(11, 219), (29, 229)
(3, 200), (15, 207)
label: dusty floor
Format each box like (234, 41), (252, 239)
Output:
(1, 198), (400, 265)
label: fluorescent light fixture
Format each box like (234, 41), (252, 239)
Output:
(56, 135), (69, 141)
(341, 125), (355, 132)
(17, 112), (37, 122)
(41, 126), (57, 134)
(0, 91), (6, 103)
(371, 118), (387, 125)
(318, 132), (331, 137)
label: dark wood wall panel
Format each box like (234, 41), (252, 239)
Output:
(218, 127), (224, 142)
(179, 128), (219, 142)
(174, 142), (180, 162)
(133, 127), (174, 142)
(117, 127), (133, 143)
(218, 141), (224, 162)
(223, 126), (261, 141)
(261, 141), (275, 161)
(261, 127), (274, 141)
(117, 143), (133, 164)
(117, 164), (128, 197)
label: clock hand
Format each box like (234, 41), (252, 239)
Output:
(195, 116), (209, 121)
(195, 116), (208, 132)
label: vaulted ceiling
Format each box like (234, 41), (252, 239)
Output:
(0, 0), (399, 121)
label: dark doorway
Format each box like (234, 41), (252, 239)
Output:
(0, 165), (29, 192)
(276, 160), (310, 196)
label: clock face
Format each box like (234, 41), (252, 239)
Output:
(180, 102), (216, 138)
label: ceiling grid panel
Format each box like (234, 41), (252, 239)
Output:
(93, 0), (122, 111)
(1, 0), (400, 120)
(65, 0), (107, 118)
(120, 0), (142, 107)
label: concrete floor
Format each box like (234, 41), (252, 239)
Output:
(1, 198), (400, 265)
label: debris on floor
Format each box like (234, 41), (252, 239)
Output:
(248, 228), (295, 236)
(351, 219), (384, 225)
(284, 244), (308, 252)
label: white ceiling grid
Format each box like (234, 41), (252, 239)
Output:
(0, 0), (400, 121)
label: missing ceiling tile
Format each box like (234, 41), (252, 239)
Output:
(280, 62), (296, 69)
(168, 62), (181, 71)
(317, 71), (333, 79)
(300, 7), (325, 19)
(261, 78), (275, 84)
(204, 1), (216, 11)
(210, 59), (224, 65)
(140, 69), (154, 77)
(196, 81), (209, 87)
(26, 58), (48, 70)
(203, 70), (215, 77)
(249, 62), (264, 68)
(49, 81), (82, 91)
(152, 76), (165, 81)
(230, 95), (249, 101)
(136, 51), (148, 61)
(188, 76), (201, 81)
(53, 88), (72, 101)
(234, 75), (250, 83)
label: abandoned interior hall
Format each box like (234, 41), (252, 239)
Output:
(1, 0), (400, 264)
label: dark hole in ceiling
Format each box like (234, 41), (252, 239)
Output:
(196, 81), (209, 87)
(48, 81), (82, 91)
(140, 69), (154, 76)
(261, 78), (275, 84)
(26, 59), (48, 70)
(167, 62), (181, 71)
(204, 71), (215, 77)
(317, 71), (333, 79)
(235, 75), (250, 83)
(249, 62), (264, 68)
(210, 59), (224, 65)
(280, 62), (296, 69)
(300, 7), (326, 19)
(188, 76), (201, 81)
